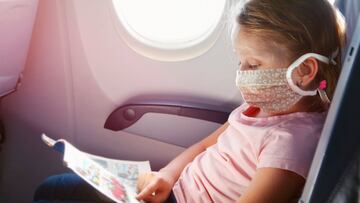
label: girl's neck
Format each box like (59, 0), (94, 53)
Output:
(245, 108), (299, 118)
(245, 98), (327, 118)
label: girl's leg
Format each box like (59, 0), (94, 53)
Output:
(33, 173), (113, 203)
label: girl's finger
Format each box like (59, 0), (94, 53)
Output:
(136, 176), (144, 192)
(147, 193), (169, 203)
(137, 172), (154, 193)
(136, 180), (158, 200)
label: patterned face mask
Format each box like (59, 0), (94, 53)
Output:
(235, 53), (333, 113)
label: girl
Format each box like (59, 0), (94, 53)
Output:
(136, 0), (346, 202)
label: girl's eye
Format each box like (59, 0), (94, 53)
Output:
(249, 64), (259, 69)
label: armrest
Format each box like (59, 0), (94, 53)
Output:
(104, 102), (230, 131)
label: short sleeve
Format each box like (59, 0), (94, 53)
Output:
(257, 123), (321, 179)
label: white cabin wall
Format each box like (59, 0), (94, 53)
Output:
(0, 0), (242, 202)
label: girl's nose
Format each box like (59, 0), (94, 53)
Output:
(239, 63), (249, 71)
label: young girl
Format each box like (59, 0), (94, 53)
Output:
(136, 0), (346, 202)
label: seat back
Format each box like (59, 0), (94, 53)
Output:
(336, 0), (360, 40)
(0, 0), (38, 98)
(299, 14), (360, 203)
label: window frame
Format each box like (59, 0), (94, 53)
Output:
(109, 0), (229, 62)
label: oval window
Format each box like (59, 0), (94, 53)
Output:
(111, 0), (227, 61)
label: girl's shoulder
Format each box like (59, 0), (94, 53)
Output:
(227, 103), (327, 143)
(228, 103), (326, 128)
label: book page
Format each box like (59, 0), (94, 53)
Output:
(63, 141), (140, 203)
(42, 134), (149, 203)
(85, 153), (151, 191)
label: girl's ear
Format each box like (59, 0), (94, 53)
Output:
(295, 57), (319, 87)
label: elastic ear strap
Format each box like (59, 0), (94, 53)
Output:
(329, 48), (339, 65)
(286, 53), (331, 96)
(318, 89), (331, 103)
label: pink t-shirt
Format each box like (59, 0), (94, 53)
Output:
(172, 104), (326, 203)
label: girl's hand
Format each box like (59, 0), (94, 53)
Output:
(136, 171), (176, 203)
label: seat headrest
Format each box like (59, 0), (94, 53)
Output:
(336, 0), (360, 40)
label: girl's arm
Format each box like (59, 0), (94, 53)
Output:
(136, 122), (229, 202)
(159, 121), (230, 181)
(236, 168), (305, 203)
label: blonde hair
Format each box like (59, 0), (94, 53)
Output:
(231, 0), (346, 112)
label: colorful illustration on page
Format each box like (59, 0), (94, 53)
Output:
(102, 173), (130, 202)
(116, 164), (139, 188)
(74, 159), (130, 203)
(75, 160), (101, 186)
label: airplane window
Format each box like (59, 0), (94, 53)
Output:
(111, 0), (227, 61)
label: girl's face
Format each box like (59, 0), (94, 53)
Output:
(234, 29), (292, 71)
(233, 28), (308, 116)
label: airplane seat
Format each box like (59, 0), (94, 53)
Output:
(0, 0), (38, 144)
(336, 0), (360, 41)
(0, 0), (38, 99)
(299, 1), (360, 202)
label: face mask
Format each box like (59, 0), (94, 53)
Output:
(235, 53), (333, 113)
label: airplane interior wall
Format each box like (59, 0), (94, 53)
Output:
(0, 0), (241, 202)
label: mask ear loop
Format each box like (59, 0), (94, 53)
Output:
(318, 80), (331, 104)
(286, 53), (331, 96)
(286, 53), (333, 104)
(315, 49), (339, 104)
(329, 48), (339, 66)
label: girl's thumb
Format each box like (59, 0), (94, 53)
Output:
(136, 181), (157, 200)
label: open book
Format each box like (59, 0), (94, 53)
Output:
(41, 134), (151, 203)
